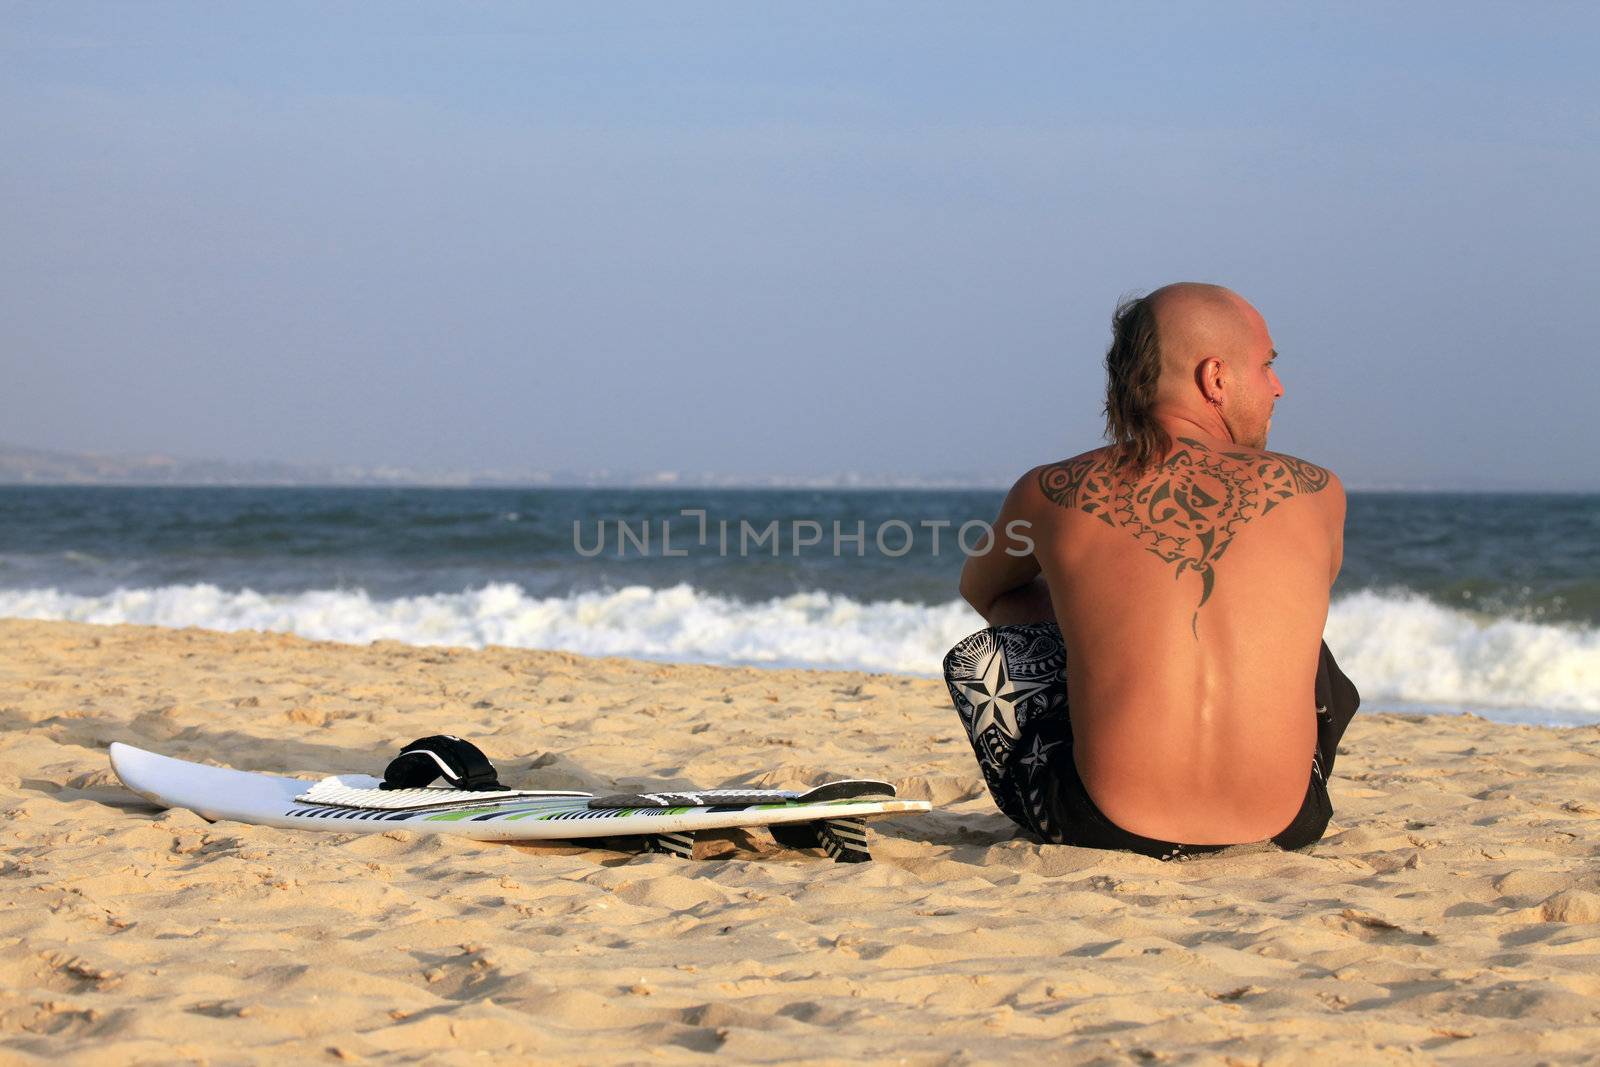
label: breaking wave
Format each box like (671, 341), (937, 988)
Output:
(3, 583), (1596, 724)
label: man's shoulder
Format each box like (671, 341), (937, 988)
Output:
(1267, 448), (1344, 500)
(1166, 439), (1345, 527)
(1019, 441), (1343, 514)
(1184, 439), (1344, 502)
(1019, 448), (1121, 516)
(1026, 447), (1118, 482)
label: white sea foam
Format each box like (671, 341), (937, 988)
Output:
(2, 583), (1596, 724)
(1322, 590), (1600, 723)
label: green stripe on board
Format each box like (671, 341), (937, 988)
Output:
(422, 804), (556, 822)
(423, 808), (502, 821)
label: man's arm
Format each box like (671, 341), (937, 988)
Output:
(978, 575), (1057, 627)
(959, 469), (1051, 626)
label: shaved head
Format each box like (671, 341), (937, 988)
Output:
(1102, 282), (1283, 465)
(1146, 283), (1262, 403)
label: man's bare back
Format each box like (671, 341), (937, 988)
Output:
(1021, 437), (1340, 842)
(958, 283), (1349, 847)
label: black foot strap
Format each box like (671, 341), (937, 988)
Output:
(381, 735), (504, 792)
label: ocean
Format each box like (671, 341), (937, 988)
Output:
(1, 486), (1596, 726)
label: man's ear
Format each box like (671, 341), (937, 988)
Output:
(1195, 357), (1225, 405)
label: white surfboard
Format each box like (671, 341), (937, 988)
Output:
(108, 743), (929, 861)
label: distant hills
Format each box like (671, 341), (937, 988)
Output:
(0, 442), (1008, 490)
(0, 442), (1579, 493)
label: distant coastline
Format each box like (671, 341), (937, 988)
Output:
(0, 442), (1008, 491)
(1, 442), (1591, 493)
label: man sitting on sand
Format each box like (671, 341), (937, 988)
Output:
(948, 283), (1360, 860)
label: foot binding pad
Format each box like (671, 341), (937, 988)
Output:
(381, 735), (504, 792)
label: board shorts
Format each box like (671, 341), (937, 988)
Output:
(942, 622), (1361, 862)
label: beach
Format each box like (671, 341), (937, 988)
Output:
(2, 618), (1597, 1064)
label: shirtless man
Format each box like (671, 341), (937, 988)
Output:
(949, 283), (1359, 859)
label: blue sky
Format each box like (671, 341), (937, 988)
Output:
(2, 3), (1597, 488)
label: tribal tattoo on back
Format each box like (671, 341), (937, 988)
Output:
(1038, 437), (1331, 633)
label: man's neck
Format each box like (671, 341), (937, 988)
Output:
(1152, 406), (1235, 448)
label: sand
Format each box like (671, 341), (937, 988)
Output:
(1, 618), (1597, 1065)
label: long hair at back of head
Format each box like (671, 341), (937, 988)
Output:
(1102, 294), (1170, 471)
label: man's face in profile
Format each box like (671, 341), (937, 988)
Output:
(1223, 303), (1284, 449)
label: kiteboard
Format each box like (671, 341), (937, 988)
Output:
(107, 742), (929, 862)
